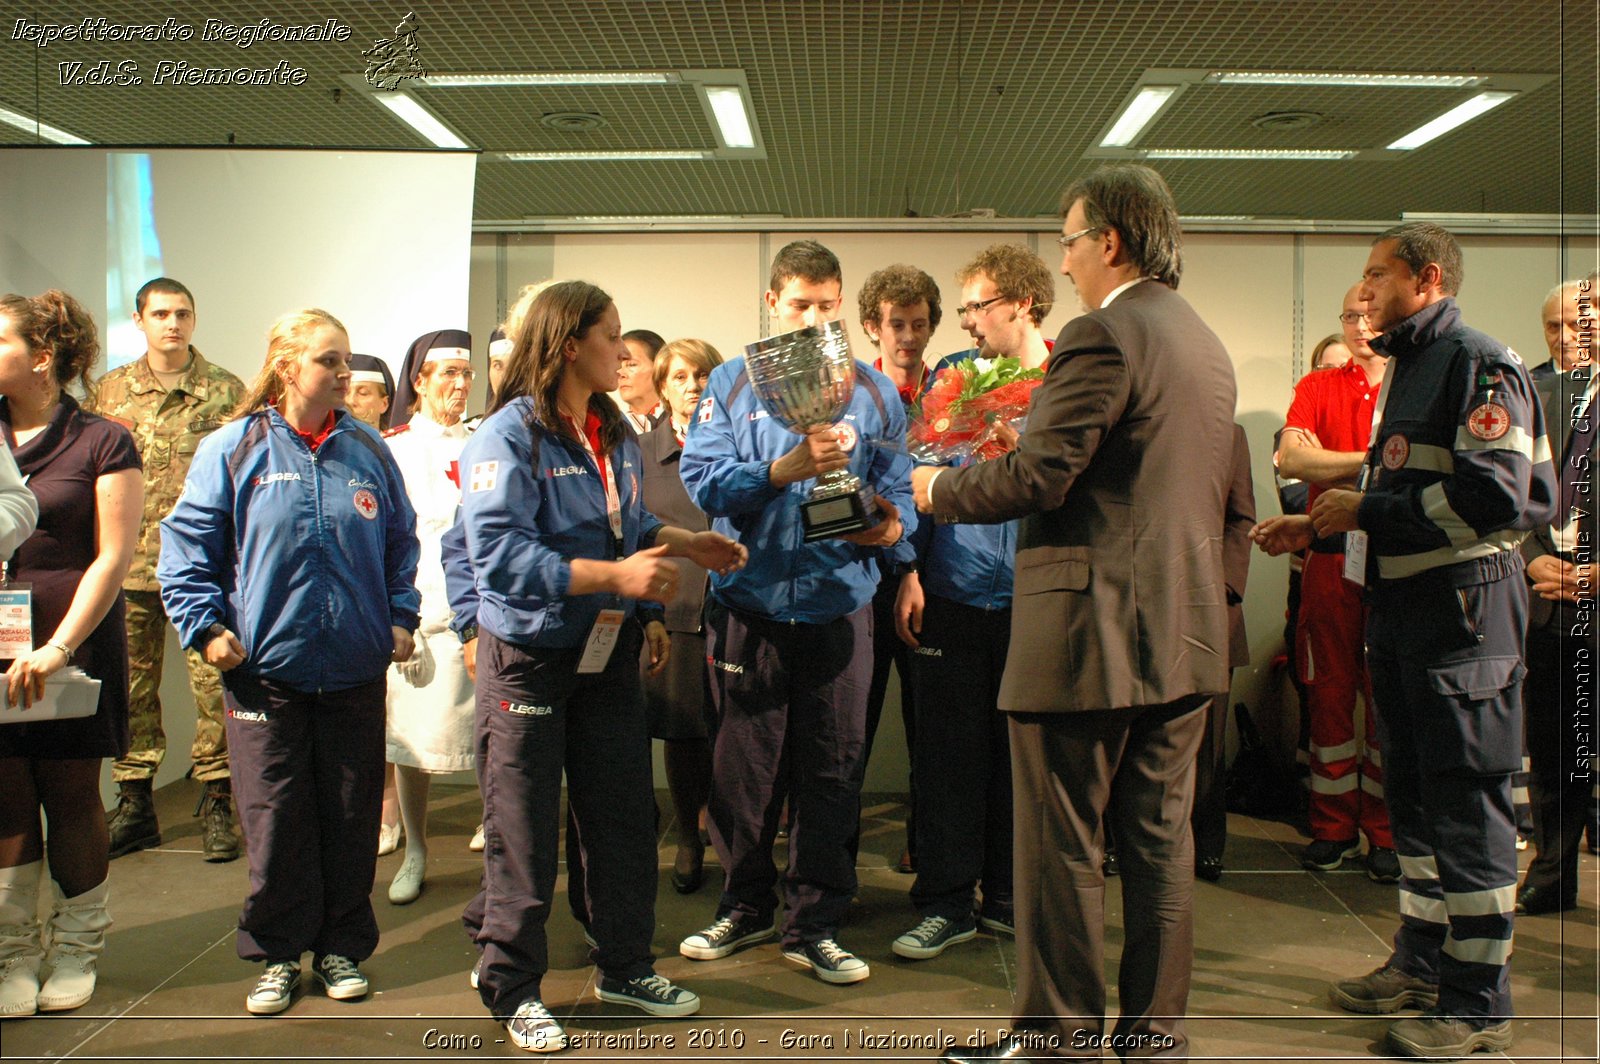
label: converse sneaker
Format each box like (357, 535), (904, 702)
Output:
(782, 938), (870, 984)
(1387, 1012), (1512, 1059)
(679, 913), (775, 960)
(1330, 964), (1439, 1014)
(595, 972), (702, 1017)
(245, 961), (300, 1015)
(978, 903), (1015, 937)
(1302, 837), (1361, 871)
(891, 914), (977, 960)
(469, 953), (482, 990)
(505, 998), (566, 1054)
(312, 954), (369, 1000)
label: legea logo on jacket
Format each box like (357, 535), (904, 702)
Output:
(548, 465), (585, 478)
(253, 471), (301, 486)
(500, 700), (554, 716)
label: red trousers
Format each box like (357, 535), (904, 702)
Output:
(1298, 551), (1392, 846)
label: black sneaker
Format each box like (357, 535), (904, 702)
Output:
(312, 954), (369, 1000)
(679, 913), (775, 960)
(781, 938), (870, 984)
(595, 973), (701, 1017)
(891, 915), (977, 960)
(1366, 846), (1401, 883)
(978, 905), (1014, 937)
(1387, 1012), (1511, 1058)
(505, 998), (566, 1054)
(1302, 837), (1361, 871)
(1330, 964), (1439, 1014)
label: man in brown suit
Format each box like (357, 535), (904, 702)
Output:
(914, 164), (1237, 1061)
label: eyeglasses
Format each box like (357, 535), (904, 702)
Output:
(955, 295), (1007, 318)
(1056, 226), (1102, 250)
(1338, 312), (1370, 324)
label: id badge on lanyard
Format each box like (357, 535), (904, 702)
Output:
(1344, 360), (1396, 586)
(0, 562), (33, 660)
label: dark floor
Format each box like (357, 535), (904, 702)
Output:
(4, 779), (1596, 1063)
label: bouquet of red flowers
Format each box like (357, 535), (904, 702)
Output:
(906, 355), (1045, 463)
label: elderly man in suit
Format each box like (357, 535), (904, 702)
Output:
(1517, 277), (1597, 916)
(914, 163), (1237, 1062)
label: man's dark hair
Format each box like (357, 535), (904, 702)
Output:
(1374, 222), (1463, 296)
(135, 277), (195, 314)
(1059, 164), (1183, 288)
(856, 264), (943, 339)
(622, 329), (666, 358)
(768, 240), (841, 295)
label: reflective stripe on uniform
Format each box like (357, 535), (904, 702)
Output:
(1420, 482), (1480, 547)
(1377, 530), (1527, 580)
(1445, 884), (1516, 917)
(1311, 738), (1360, 762)
(1310, 773), (1359, 795)
(1399, 890), (1448, 924)
(1443, 932), (1513, 967)
(1360, 775), (1386, 798)
(1401, 443), (1454, 474)
(1399, 853), (1440, 881)
(1452, 424), (1547, 463)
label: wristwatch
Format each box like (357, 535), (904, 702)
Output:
(458, 624), (479, 644)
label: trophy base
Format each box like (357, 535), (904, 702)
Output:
(801, 484), (882, 542)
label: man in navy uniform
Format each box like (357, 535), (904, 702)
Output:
(1255, 222), (1557, 1061)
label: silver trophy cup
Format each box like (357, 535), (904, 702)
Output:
(744, 320), (882, 541)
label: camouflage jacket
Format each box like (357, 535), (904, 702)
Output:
(86, 348), (245, 591)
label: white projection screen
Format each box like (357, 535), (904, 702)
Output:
(0, 147), (476, 384)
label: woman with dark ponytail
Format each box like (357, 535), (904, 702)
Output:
(0, 290), (142, 1016)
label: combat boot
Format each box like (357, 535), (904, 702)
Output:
(106, 779), (160, 858)
(0, 860), (44, 1016)
(37, 879), (111, 1011)
(195, 779), (240, 863)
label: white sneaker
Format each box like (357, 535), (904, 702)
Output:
(469, 824), (486, 851)
(377, 822), (401, 857)
(245, 961), (300, 1015)
(388, 853), (425, 905)
(505, 997), (566, 1053)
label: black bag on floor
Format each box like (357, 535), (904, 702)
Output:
(1224, 702), (1300, 816)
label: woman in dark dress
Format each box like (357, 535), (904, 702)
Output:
(0, 290), (143, 1017)
(638, 338), (724, 894)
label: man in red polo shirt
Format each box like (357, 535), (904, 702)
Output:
(1278, 284), (1397, 881)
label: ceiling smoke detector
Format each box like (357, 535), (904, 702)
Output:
(540, 111), (608, 132)
(1251, 110), (1324, 131)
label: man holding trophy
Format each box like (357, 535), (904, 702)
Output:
(677, 240), (916, 984)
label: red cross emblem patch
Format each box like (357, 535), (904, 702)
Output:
(353, 488), (379, 520)
(835, 422), (858, 453)
(1467, 402), (1511, 441)
(1382, 434), (1410, 470)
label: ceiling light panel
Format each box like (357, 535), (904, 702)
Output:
(494, 150), (711, 161)
(1100, 85), (1180, 147)
(0, 104), (89, 144)
(1387, 91), (1518, 150)
(1206, 71), (1488, 88)
(1145, 149), (1357, 160)
(371, 93), (470, 149)
(421, 71), (680, 87)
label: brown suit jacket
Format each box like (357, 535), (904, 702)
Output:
(1224, 424), (1255, 669)
(638, 419), (710, 634)
(933, 280), (1238, 713)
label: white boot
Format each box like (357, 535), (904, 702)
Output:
(0, 861), (45, 1017)
(37, 879), (111, 1012)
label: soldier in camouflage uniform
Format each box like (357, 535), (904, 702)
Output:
(87, 278), (246, 862)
